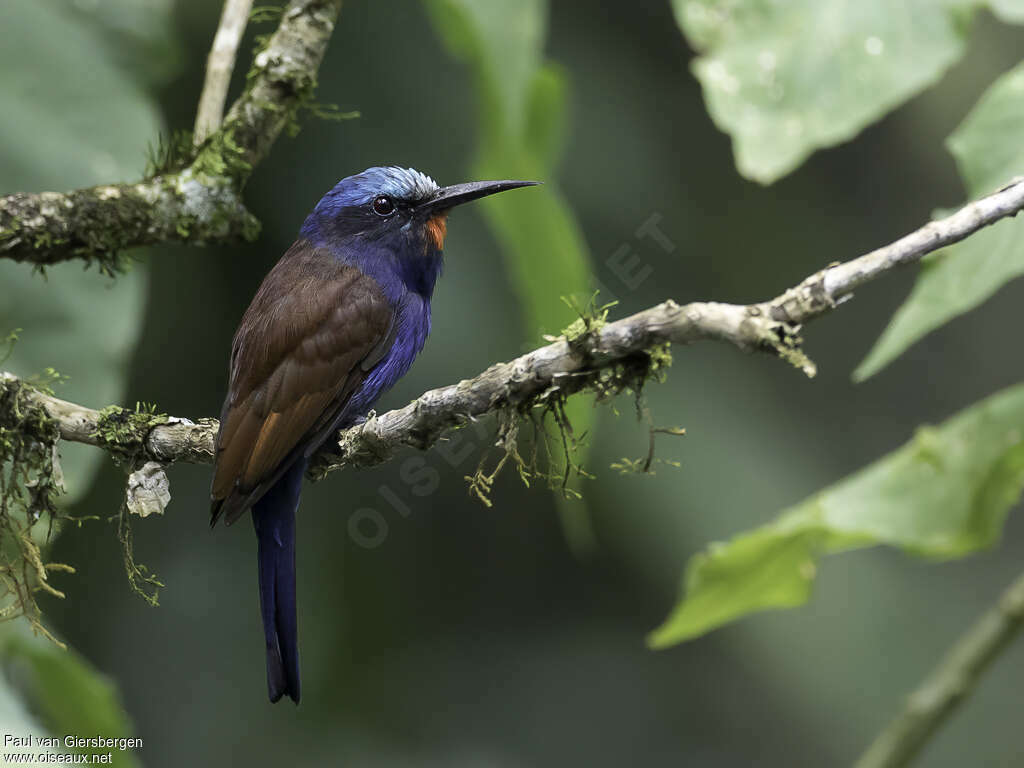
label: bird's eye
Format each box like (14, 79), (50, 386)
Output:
(372, 195), (395, 216)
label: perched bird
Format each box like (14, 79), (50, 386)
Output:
(209, 167), (537, 704)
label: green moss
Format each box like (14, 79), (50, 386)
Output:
(761, 323), (816, 378)
(32, 232), (53, 250)
(302, 103), (360, 124)
(0, 329), (20, 366)
(144, 130), (196, 177)
(0, 216), (20, 241)
(561, 293), (617, 347)
(117, 499), (163, 607)
(93, 402), (169, 465)
(462, 300), (677, 505)
(190, 128), (252, 182)
(92, 403), (167, 605)
(60, 186), (158, 276)
(465, 409), (530, 507)
(175, 214), (198, 239)
(0, 376), (73, 646)
(250, 5), (283, 24)
(647, 342), (673, 380)
(611, 426), (685, 476)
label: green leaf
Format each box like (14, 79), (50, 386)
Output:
(855, 61), (1024, 380)
(0, 0), (161, 501)
(672, 0), (974, 183)
(1, 626), (140, 767)
(426, 0), (596, 548)
(650, 383), (1024, 647)
(990, 0), (1024, 24)
(425, 0), (592, 340)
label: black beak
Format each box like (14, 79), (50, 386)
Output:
(416, 179), (540, 216)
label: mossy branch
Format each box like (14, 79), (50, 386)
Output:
(0, 176), (259, 274)
(0, 375), (74, 646)
(3, 174), (1023, 476)
(0, 0), (344, 271)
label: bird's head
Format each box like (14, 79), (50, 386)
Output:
(301, 166), (538, 256)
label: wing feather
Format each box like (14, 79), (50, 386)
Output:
(210, 240), (394, 525)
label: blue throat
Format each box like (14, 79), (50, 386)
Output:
(299, 219), (444, 304)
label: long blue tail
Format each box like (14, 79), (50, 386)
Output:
(252, 458), (306, 704)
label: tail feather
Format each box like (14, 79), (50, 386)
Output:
(252, 458), (305, 704)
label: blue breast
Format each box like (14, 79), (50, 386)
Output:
(343, 290), (431, 423)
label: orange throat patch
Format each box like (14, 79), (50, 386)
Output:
(425, 212), (449, 251)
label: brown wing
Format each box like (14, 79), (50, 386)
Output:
(210, 240), (394, 526)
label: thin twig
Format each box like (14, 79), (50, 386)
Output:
(194, 0), (254, 145)
(855, 568), (1024, 768)
(3, 177), (1024, 475)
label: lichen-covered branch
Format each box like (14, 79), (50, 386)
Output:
(0, 374), (215, 466)
(212, 0), (342, 174)
(3, 176), (1022, 475)
(0, 0), (343, 270)
(0, 175), (259, 273)
(772, 176), (1024, 325)
(855, 568), (1024, 768)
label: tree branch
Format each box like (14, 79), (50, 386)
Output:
(855, 567), (1024, 768)
(194, 0), (254, 145)
(0, 373), (216, 466)
(216, 0), (341, 173)
(0, 177), (259, 273)
(0, 0), (343, 271)
(3, 176), (1022, 475)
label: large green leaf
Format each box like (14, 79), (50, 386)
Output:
(855, 61), (1024, 379)
(425, 0), (592, 340)
(650, 383), (1024, 647)
(0, 626), (140, 767)
(672, 0), (974, 183)
(990, 0), (1024, 24)
(426, 0), (597, 549)
(0, 0), (163, 501)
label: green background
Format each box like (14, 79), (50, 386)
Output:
(4, 0), (1024, 765)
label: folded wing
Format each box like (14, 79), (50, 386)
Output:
(210, 240), (394, 526)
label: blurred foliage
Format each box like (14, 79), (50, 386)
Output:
(671, 0), (1024, 382)
(657, 0), (1024, 653)
(671, 0), (974, 183)
(0, 372), (72, 643)
(425, 0), (591, 338)
(992, 0), (1024, 22)
(0, 625), (139, 767)
(0, 267), (146, 504)
(426, 0), (598, 550)
(857, 61), (1024, 379)
(671, 0), (1024, 184)
(62, 0), (180, 88)
(652, 383), (1024, 647)
(0, 0), (159, 502)
(0, 0), (165, 755)
(1, 0), (1024, 764)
